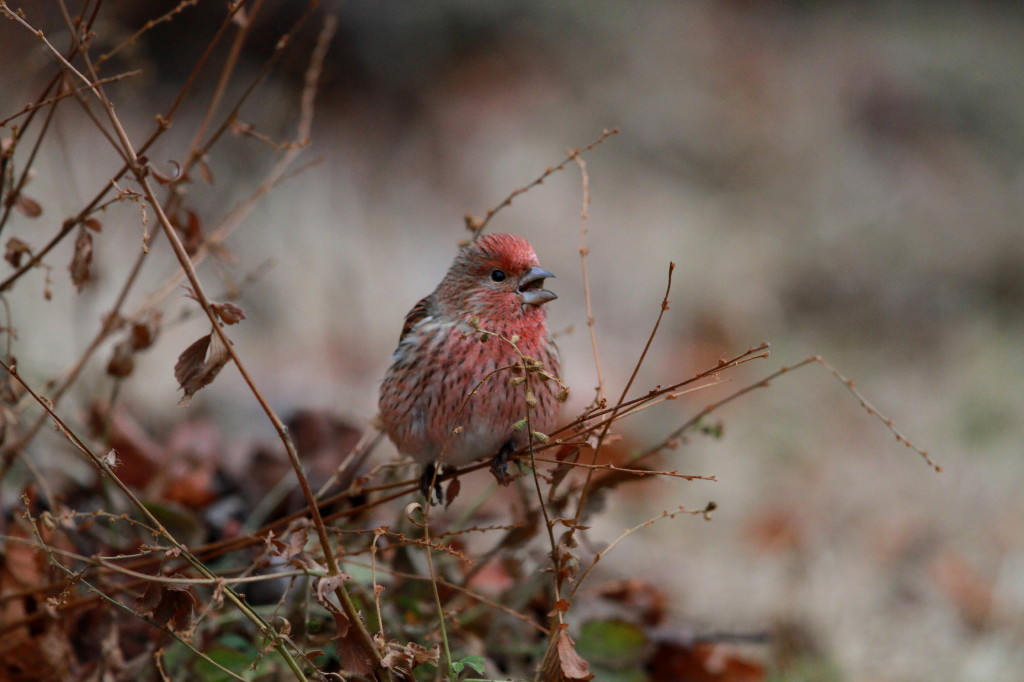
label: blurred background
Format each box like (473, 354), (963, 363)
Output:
(2, 1), (1023, 680)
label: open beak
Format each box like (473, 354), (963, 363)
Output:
(519, 266), (557, 306)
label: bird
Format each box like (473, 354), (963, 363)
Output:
(379, 233), (564, 502)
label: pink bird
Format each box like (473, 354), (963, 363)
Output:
(379, 233), (563, 501)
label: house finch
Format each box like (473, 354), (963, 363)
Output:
(379, 233), (563, 500)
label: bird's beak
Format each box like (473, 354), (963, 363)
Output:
(519, 266), (557, 306)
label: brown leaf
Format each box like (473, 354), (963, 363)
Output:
(85, 404), (161, 488)
(172, 209), (203, 255)
(69, 228), (93, 292)
(271, 520), (309, 561)
(650, 641), (765, 682)
(198, 157), (214, 184)
(212, 301), (245, 325)
(135, 577), (198, 636)
(335, 629), (377, 677)
(596, 579), (667, 627)
(313, 574), (353, 638)
(5, 237), (31, 268)
(83, 217), (102, 232)
(555, 630), (595, 681)
(107, 313), (161, 378)
(444, 476), (461, 508)
(130, 312), (161, 350)
(174, 332), (231, 405)
(107, 338), (135, 377)
(14, 193), (42, 218)
(381, 641), (439, 676)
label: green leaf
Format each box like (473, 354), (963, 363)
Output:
(576, 620), (649, 668)
(459, 655), (486, 675)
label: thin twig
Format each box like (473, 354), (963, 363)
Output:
(572, 262), (675, 524)
(466, 128), (618, 239)
(0, 358), (308, 680)
(573, 151), (606, 405)
(570, 504), (715, 598)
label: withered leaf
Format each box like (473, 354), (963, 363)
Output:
(5, 237), (31, 268)
(136, 578), (197, 635)
(151, 159), (182, 185)
(313, 573), (353, 638)
(107, 339), (135, 377)
(272, 521), (309, 561)
(174, 331), (231, 405)
(14, 193), (42, 218)
(130, 313), (161, 350)
(198, 157), (213, 185)
(381, 641), (440, 675)
(69, 228), (93, 292)
(107, 313), (161, 378)
(172, 209), (203, 255)
(212, 301), (245, 325)
(444, 477), (461, 508)
(83, 217), (102, 232)
(336, 629), (377, 677)
(555, 630), (595, 681)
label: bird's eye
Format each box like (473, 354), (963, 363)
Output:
(490, 270), (506, 282)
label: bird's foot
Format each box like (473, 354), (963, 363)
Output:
(489, 440), (520, 486)
(419, 462), (443, 505)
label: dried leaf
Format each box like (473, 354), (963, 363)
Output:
(198, 157), (213, 184)
(313, 573), (353, 637)
(151, 159), (181, 185)
(273, 521), (309, 561)
(83, 217), (102, 232)
(4, 237), (31, 268)
(381, 641), (440, 676)
(107, 339), (135, 377)
(135, 578), (197, 636)
(596, 579), (667, 627)
(69, 228), (93, 292)
(174, 332), (231, 405)
(172, 209), (203, 255)
(130, 312), (161, 350)
(335, 629), (377, 677)
(553, 630), (595, 681)
(14, 193), (42, 218)
(444, 477), (461, 508)
(212, 301), (245, 325)
(107, 313), (161, 378)
(650, 641), (765, 681)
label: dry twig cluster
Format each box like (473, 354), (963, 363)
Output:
(0, 3), (933, 681)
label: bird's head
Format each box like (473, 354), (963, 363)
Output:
(439, 233), (556, 322)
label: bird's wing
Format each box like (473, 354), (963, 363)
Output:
(398, 295), (434, 345)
